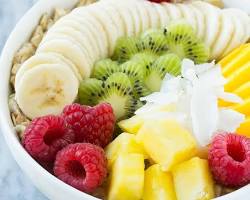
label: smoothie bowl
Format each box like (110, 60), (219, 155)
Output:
(1, 0), (250, 199)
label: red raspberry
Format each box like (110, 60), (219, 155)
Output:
(208, 132), (250, 187)
(22, 115), (75, 163)
(62, 103), (115, 147)
(54, 143), (107, 193)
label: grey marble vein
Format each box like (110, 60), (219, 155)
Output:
(0, 0), (47, 199)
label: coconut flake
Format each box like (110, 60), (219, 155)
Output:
(217, 108), (245, 134)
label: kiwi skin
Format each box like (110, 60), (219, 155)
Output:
(78, 78), (105, 106)
(91, 59), (119, 81)
(164, 21), (210, 64)
(112, 36), (141, 63)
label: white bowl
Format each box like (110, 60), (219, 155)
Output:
(0, 0), (249, 199)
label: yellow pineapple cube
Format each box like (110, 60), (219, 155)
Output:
(136, 120), (197, 171)
(118, 105), (177, 134)
(118, 115), (144, 134)
(143, 164), (177, 200)
(108, 153), (144, 200)
(105, 133), (145, 169)
(172, 157), (215, 200)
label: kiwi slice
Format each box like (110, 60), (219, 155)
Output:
(131, 52), (158, 71)
(112, 36), (141, 63)
(98, 72), (138, 121)
(78, 78), (104, 106)
(144, 53), (182, 92)
(164, 21), (209, 64)
(140, 29), (168, 54)
(119, 60), (150, 98)
(91, 59), (119, 81)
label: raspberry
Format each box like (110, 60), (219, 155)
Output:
(62, 103), (115, 147)
(53, 143), (107, 193)
(22, 115), (75, 163)
(208, 132), (250, 187)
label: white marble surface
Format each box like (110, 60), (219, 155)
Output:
(0, 0), (47, 199)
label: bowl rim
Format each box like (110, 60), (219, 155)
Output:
(0, 0), (249, 199)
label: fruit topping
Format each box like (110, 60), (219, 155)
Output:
(143, 164), (177, 200)
(137, 59), (245, 146)
(208, 133), (250, 187)
(136, 120), (197, 171)
(22, 115), (75, 163)
(91, 59), (119, 81)
(118, 115), (144, 134)
(54, 143), (107, 193)
(144, 53), (181, 91)
(62, 103), (115, 147)
(105, 133), (145, 169)
(164, 20), (210, 64)
(108, 153), (144, 200)
(173, 157), (215, 200)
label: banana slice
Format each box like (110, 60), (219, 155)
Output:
(103, 1), (135, 37)
(223, 8), (250, 44)
(176, 3), (197, 32)
(37, 39), (91, 78)
(50, 16), (102, 60)
(15, 52), (82, 89)
(143, 1), (161, 29)
(192, 1), (221, 51)
(120, 1), (142, 36)
(42, 27), (96, 64)
(134, 0), (151, 33)
(220, 10), (245, 59)
(97, 1), (126, 38)
(154, 3), (171, 28)
(16, 63), (79, 119)
(210, 11), (234, 59)
(69, 13), (109, 58)
(187, 4), (205, 40)
(73, 5), (119, 56)
(161, 2), (183, 21)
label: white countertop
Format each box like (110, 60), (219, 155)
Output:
(0, 1), (47, 199)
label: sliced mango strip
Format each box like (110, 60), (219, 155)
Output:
(232, 97), (250, 116)
(224, 61), (250, 92)
(221, 45), (250, 77)
(237, 117), (250, 137)
(233, 81), (250, 100)
(219, 44), (248, 67)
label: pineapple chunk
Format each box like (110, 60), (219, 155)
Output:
(143, 164), (177, 200)
(105, 133), (145, 169)
(118, 116), (144, 134)
(172, 157), (215, 200)
(118, 105), (177, 134)
(108, 153), (144, 200)
(136, 120), (197, 171)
